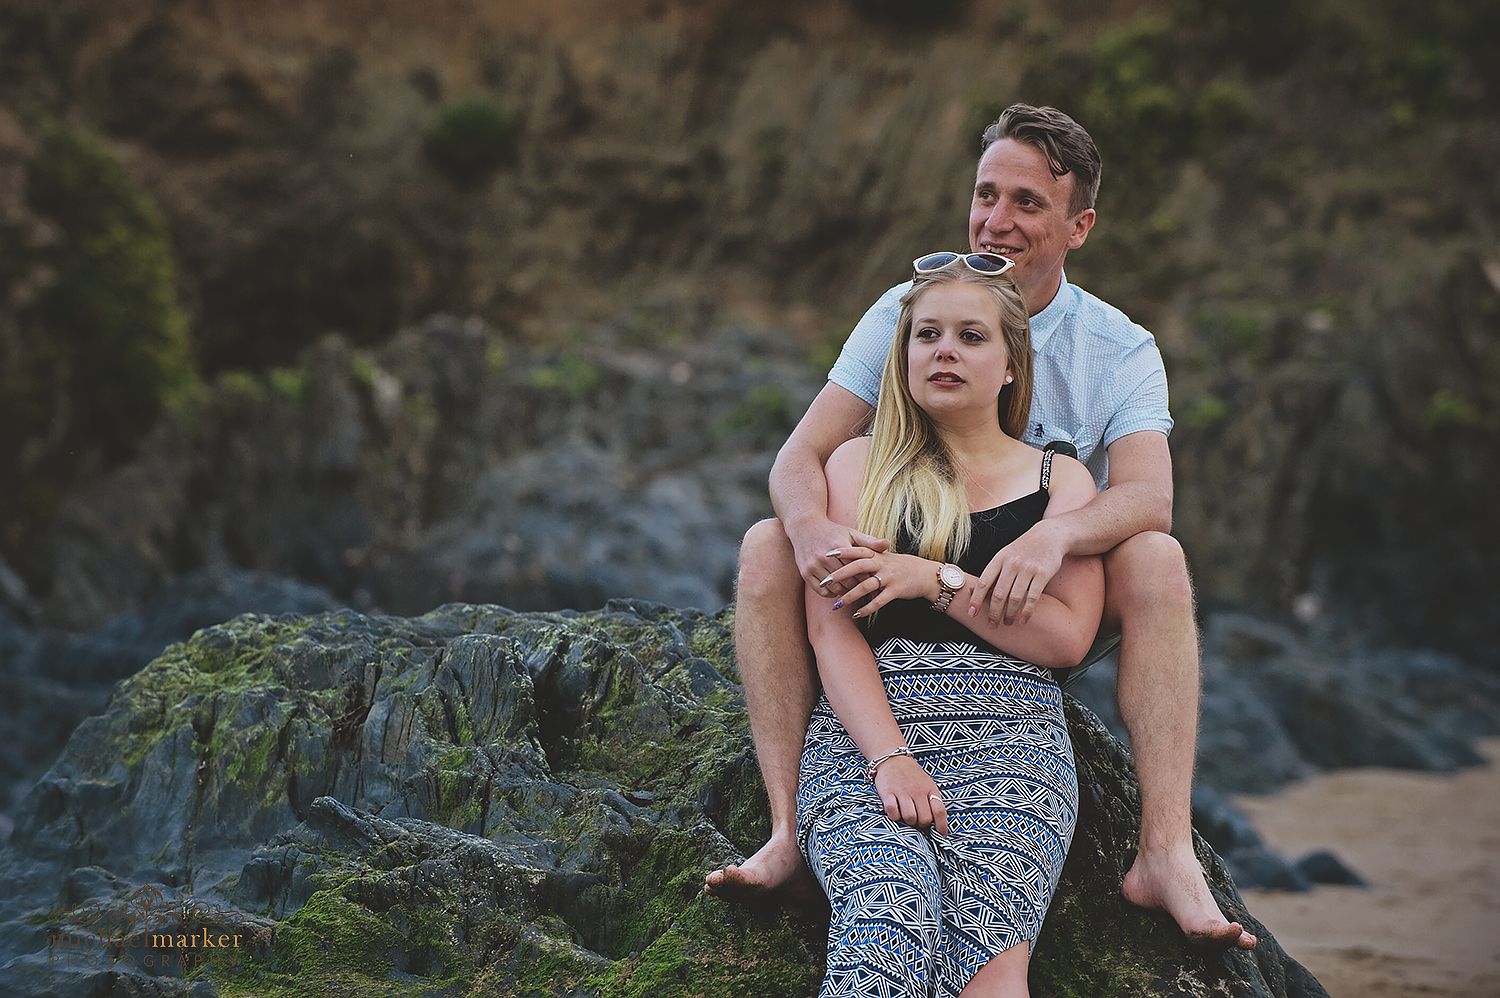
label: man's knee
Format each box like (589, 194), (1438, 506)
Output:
(737, 518), (798, 604)
(1104, 531), (1193, 617)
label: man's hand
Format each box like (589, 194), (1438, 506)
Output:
(970, 518), (1067, 626)
(788, 519), (891, 597)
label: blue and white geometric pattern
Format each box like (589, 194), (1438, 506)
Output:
(799, 638), (1078, 998)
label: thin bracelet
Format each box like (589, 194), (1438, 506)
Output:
(865, 745), (914, 781)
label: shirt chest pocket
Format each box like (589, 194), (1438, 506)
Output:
(1026, 421), (1077, 458)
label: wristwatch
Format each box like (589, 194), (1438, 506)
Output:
(931, 563), (964, 613)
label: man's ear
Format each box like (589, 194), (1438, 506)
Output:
(1068, 208), (1096, 250)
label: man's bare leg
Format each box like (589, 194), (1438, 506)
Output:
(1108, 532), (1256, 950)
(704, 518), (821, 902)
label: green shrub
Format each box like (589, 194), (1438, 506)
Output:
(424, 96), (520, 186)
(1, 117), (195, 546)
(28, 121), (195, 443)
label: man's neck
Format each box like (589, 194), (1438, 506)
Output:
(1022, 270), (1065, 318)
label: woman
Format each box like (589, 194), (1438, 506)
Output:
(798, 252), (1105, 998)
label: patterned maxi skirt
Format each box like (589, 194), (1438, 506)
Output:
(798, 637), (1078, 998)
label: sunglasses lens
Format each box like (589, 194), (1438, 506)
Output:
(965, 253), (1011, 273)
(914, 252), (960, 273)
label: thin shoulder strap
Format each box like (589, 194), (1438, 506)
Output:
(1040, 439), (1076, 493)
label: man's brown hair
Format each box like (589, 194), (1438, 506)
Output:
(980, 104), (1102, 218)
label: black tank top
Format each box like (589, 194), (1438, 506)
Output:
(858, 448), (1056, 655)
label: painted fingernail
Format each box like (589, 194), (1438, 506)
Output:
(819, 575), (833, 587)
(825, 549), (841, 557)
(832, 599), (844, 610)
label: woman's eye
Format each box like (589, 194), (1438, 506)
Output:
(961, 329), (984, 342)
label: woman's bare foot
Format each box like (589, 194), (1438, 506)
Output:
(1122, 844), (1257, 950)
(703, 830), (819, 906)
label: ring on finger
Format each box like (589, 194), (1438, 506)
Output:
(873, 574), (883, 588)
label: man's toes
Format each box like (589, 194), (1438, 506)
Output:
(702, 865), (737, 894)
(1185, 921), (1253, 950)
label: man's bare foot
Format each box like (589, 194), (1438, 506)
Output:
(703, 831), (819, 906)
(1122, 843), (1257, 950)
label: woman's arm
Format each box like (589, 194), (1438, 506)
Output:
(949, 455), (1103, 666)
(823, 452), (1105, 669)
(807, 439), (948, 834)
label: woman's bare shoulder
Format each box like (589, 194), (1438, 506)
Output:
(824, 435), (870, 505)
(827, 435), (871, 474)
(1045, 452), (1099, 514)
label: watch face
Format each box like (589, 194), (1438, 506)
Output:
(940, 564), (965, 589)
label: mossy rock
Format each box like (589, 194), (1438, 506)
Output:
(0, 600), (1324, 996)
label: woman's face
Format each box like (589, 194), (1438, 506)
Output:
(906, 281), (1012, 421)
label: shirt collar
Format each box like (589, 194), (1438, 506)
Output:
(1028, 271), (1072, 352)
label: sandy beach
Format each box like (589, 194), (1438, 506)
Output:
(1234, 737), (1500, 998)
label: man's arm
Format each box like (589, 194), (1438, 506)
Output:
(969, 430), (1173, 626)
(769, 381), (884, 593)
(823, 451), (1105, 669)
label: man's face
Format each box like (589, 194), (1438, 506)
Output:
(968, 138), (1095, 313)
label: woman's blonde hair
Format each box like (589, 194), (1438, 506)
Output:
(856, 258), (1034, 561)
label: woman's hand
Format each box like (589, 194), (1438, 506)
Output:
(822, 551), (941, 618)
(872, 754), (949, 836)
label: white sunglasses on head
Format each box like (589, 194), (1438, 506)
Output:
(912, 251), (1016, 277)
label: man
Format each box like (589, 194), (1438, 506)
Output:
(705, 104), (1254, 950)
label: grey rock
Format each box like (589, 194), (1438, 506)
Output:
(1296, 850), (1367, 887)
(0, 601), (1327, 997)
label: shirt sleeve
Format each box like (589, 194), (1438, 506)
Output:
(1100, 338), (1174, 451)
(827, 282), (910, 407)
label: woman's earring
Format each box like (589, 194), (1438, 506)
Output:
(1004, 375), (1013, 384)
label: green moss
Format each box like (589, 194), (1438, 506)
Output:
(424, 96), (521, 187)
(591, 895), (822, 998)
(1423, 387), (1487, 434)
(404, 391), (440, 433)
(224, 725), (279, 792)
(528, 354), (600, 400)
(216, 370), (266, 403)
(349, 351), (377, 387)
(505, 942), (599, 998)
(485, 342), (509, 373)
(214, 889), (407, 995)
(1177, 394), (1229, 430)
(112, 616), (324, 767)
(430, 765), (486, 831)
(602, 831), (706, 959)
(268, 366), (310, 402)
(716, 382), (793, 438)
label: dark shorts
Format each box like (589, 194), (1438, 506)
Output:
(1051, 630), (1122, 691)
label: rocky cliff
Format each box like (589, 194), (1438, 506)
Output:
(0, 601), (1327, 997)
(1, 0), (1497, 662)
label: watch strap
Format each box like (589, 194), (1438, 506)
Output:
(931, 563), (960, 613)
